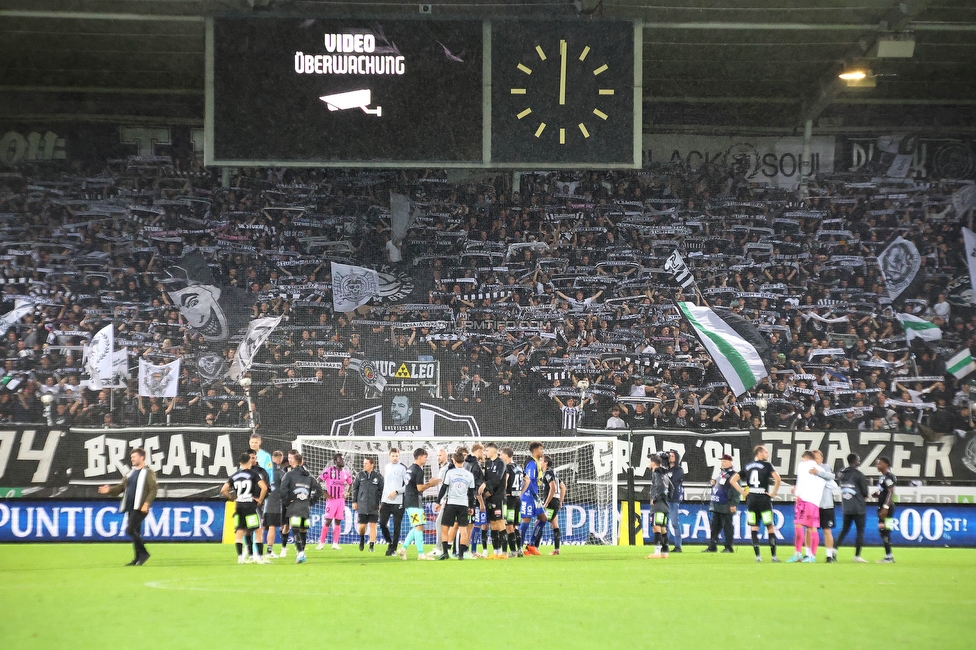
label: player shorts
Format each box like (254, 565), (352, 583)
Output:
(442, 504), (469, 527)
(262, 509), (283, 528)
(485, 496), (504, 522)
(746, 494), (774, 527)
(406, 507), (425, 528)
(289, 516), (310, 529)
(234, 506), (260, 531)
(818, 507), (835, 529)
(794, 498), (820, 528)
(472, 508), (487, 526)
(357, 512), (379, 524)
(544, 499), (561, 522)
(652, 508), (669, 528)
(878, 508), (896, 530)
(324, 498), (346, 521)
(503, 497), (521, 524)
(520, 495), (542, 519)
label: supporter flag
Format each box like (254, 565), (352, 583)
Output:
(228, 316), (282, 382)
(83, 324), (114, 390)
(946, 348), (976, 380)
(953, 185), (976, 216)
(138, 358), (180, 398)
(390, 192), (418, 245)
(962, 227), (976, 300)
(898, 313), (942, 343)
(663, 250), (697, 292)
(160, 248), (254, 342)
(331, 262), (380, 313)
(878, 236), (921, 300)
(347, 358), (388, 393)
(105, 348), (131, 389)
(0, 300), (33, 336)
(677, 302), (770, 397)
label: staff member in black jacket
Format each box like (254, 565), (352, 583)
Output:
(835, 453), (870, 563)
(703, 454), (739, 553)
(352, 456), (384, 552)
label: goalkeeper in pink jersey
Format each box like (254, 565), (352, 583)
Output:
(317, 453), (353, 550)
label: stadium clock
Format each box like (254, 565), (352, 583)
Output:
(490, 21), (638, 166)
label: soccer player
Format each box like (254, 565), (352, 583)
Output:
(528, 454), (563, 556)
(279, 452), (322, 564)
(875, 456), (897, 563)
(317, 453), (353, 550)
(835, 453), (869, 562)
(812, 449), (838, 563)
(500, 446), (523, 557)
(397, 448), (441, 560)
(463, 444), (487, 557)
(481, 442), (508, 559)
(262, 450), (286, 559)
(645, 453), (672, 559)
(248, 449), (271, 560)
(521, 441), (547, 556)
(788, 450), (823, 563)
(431, 448), (450, 558)
(221, 451), (268, 564)
(352, 456), (384, 552)
(278, 449), (298, 558)
(732, 445), (782, 563)
(436, 450), (476, 560)
(380, 448), (408, 556)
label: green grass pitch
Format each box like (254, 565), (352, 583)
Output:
(1, 544), (973, 649)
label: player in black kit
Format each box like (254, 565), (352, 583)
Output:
(875, 456), (897, 563)
(221, 452), (268, 564)
(481, 442), (509, 559)
(500, 447), (524, 558)
(732, 445), (781, 563)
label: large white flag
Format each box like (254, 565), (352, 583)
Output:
(898, 313), (942, 343)
(84, 324), (114, 390)
(390, 192), (418, 245)
(331, 262), (380, 313)
(677, 302), (769, 397)
(228, 316), (282, 382)
(0, 300), (33, 336)
(663, 249), (697, 291)
(878, 236), (921, 300)
(953, 185), (976, 215)
(139, 358), (180, 398)
(962, 228), (976, 303)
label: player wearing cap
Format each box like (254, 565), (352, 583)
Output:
(501, 447), (524, 557)
(732, 445), (782, 563)
(436, 450), (476, 560)
(875, 456), (897, 563)
(703, 454), (739, 553)
(317, 453), (353, 550)
(645, 453), (672, 559)
(221, 452), (268, 564)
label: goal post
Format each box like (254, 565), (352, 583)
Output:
(295, 436), (622, 546)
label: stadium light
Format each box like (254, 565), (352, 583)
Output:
(838, 69), (867, 81)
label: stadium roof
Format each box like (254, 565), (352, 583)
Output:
(2, 0), (975, 134)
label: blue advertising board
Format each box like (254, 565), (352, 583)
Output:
(647, 503), (976, 548)
(0, 500), (225, 542)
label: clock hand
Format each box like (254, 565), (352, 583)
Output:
(559, 39), (567, 106)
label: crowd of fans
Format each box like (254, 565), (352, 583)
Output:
(1, 154), (975, 439)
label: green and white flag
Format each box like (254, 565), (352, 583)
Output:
(897, 313), (942, 343)
(677, 302), (769, 397)
(946, 348), (976, 380)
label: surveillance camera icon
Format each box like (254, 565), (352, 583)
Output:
(319, 89), (382, 117)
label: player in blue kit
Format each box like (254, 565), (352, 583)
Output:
(520, 441), (546, 556)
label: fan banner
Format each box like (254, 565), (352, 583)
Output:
(138, 358), (181, 398)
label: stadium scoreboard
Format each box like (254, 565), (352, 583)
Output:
(206, 17), (641, 168)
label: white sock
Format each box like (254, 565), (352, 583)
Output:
(654, 545), (662, 554)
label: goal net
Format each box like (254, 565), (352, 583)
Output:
(295, 436), (621, 546)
